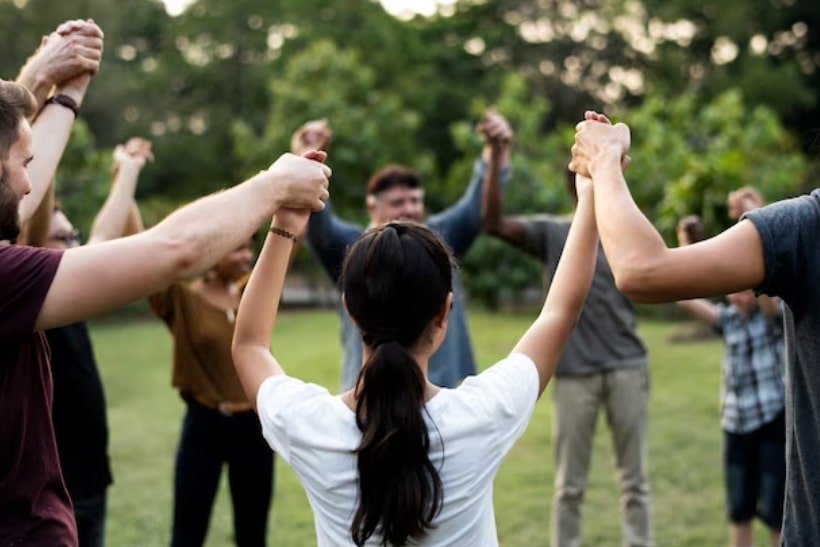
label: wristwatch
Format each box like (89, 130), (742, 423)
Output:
(44, 93), (79, 118)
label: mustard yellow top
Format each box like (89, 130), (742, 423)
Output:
(150, 282), (248, 403)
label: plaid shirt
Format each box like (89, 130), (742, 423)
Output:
(715, 303), (786, 434)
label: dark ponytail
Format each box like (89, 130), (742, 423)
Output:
(341, 222), (453, 546)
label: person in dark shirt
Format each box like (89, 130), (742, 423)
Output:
(19, 138), (153, 546)
(571, 111), (820, 546)
(0, 65), (331, 547)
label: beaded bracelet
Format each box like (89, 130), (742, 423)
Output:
(269, 226), (297, 242)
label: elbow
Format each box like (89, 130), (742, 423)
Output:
(611, 259), (668, 304)
(153, 229), (201, 281)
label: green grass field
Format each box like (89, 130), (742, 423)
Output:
(88, 309), (760, 546)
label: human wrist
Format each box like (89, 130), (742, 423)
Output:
(116, 159), (143, 177)
(54, 79), (88, 108)
(44, 93), (80, 118)
(269, 225), (298, 243)
(588, 146), (623, 177)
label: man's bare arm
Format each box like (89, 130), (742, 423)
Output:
(35, 153), (331, 331)
(572, 120), (765, 302)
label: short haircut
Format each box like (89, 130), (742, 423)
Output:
(366, 165), (421, 196)
(0, 80), (36, 161)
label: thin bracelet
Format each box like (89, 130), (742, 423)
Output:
(269, 226), (297, 242)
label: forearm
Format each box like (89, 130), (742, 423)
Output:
(589, 149), (668, 295)
(232, 224), (292, 400)
(19, 102), (76, 223)
(676, 299), (719, 326)
(88, 163), (141, 244)
(150, 172), (281, 278)
(481, 149), (504, 230)
(234, 228), (291, 353)
(540, 189), (597, 326)
(513, 187), (598, 394)
(123, 202), (145, 236)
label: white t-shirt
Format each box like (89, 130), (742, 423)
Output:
(256, 353), (539, 546)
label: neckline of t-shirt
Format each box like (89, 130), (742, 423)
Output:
(333, 389), (448, 418)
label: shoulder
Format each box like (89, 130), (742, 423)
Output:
(745, 191), (820, 246)
(457, 353), (539, 410)
(0, 243), (62, 269)
(0, 244), (63, 289)
(257, 375), (335, 417)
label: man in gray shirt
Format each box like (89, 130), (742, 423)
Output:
(482, 124), (651, 547)
(573, 113), (820, 546)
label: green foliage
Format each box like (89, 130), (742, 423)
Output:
(451, 73), (576, 308)
(234, 39), (431, 220)
(624, 89), (808, 241)
(2, 0), (817, 303)
(53, 121), (112, 236)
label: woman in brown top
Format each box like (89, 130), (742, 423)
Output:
(145, 230), (274, 544)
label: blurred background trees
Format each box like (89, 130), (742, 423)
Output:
(1, 0), (816, 306)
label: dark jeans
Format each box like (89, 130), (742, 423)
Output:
(724, 411), (786, 530)
(74, 493), (107, 547)
(170, 400), (274, 547)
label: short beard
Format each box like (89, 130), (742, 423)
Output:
(0, 166), (21, 242)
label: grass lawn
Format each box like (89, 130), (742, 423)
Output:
(89, 309), (753, 546)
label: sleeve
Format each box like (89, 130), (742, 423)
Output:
(518, 216), (569, 266)
(743, 192), (820, 305)
(305, 201), (363, 284)
(256, 375), (327, 463)
(148, 282), (184, 325)
(457, 353), (539, 454)
(427, 159), (511, 259)
(0, 245), (63, 337)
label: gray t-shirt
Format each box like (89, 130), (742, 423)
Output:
(745, 190), (820, 545)
(521, 216), (647, 376)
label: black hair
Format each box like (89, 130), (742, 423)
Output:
(341, 221), (453, 546)
(366, 165), (422, 196)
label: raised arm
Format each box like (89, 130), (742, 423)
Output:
(87, 138), (152, 244)
(430, 109), (513, 257)
(232, 213), (305, 405)
(232, 150), (329, 404)
(15, 19), (103, 111)
(512, 175), (598, 396)
(290, 119), (360, 280)
(572, 114), (765, 302)
(35, 153), (331, 331)
(18, 21), (103, 224)
(480, 110), (527, 247)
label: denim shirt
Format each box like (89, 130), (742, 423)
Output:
(306, 159), (507, 390)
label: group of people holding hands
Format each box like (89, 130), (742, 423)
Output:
(1, 16), (817, 547)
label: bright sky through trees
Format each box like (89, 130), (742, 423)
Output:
(161, 0), (455, 18)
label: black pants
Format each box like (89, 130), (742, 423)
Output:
(74, 493), (106, 547)
(170, 400), (274, 547)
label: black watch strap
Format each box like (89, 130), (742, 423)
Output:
(44, 93), (79, 118)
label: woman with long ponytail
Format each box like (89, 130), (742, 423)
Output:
(232, 126), (605, 544)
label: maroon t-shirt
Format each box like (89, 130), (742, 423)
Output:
(0, 244), (76, 546)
